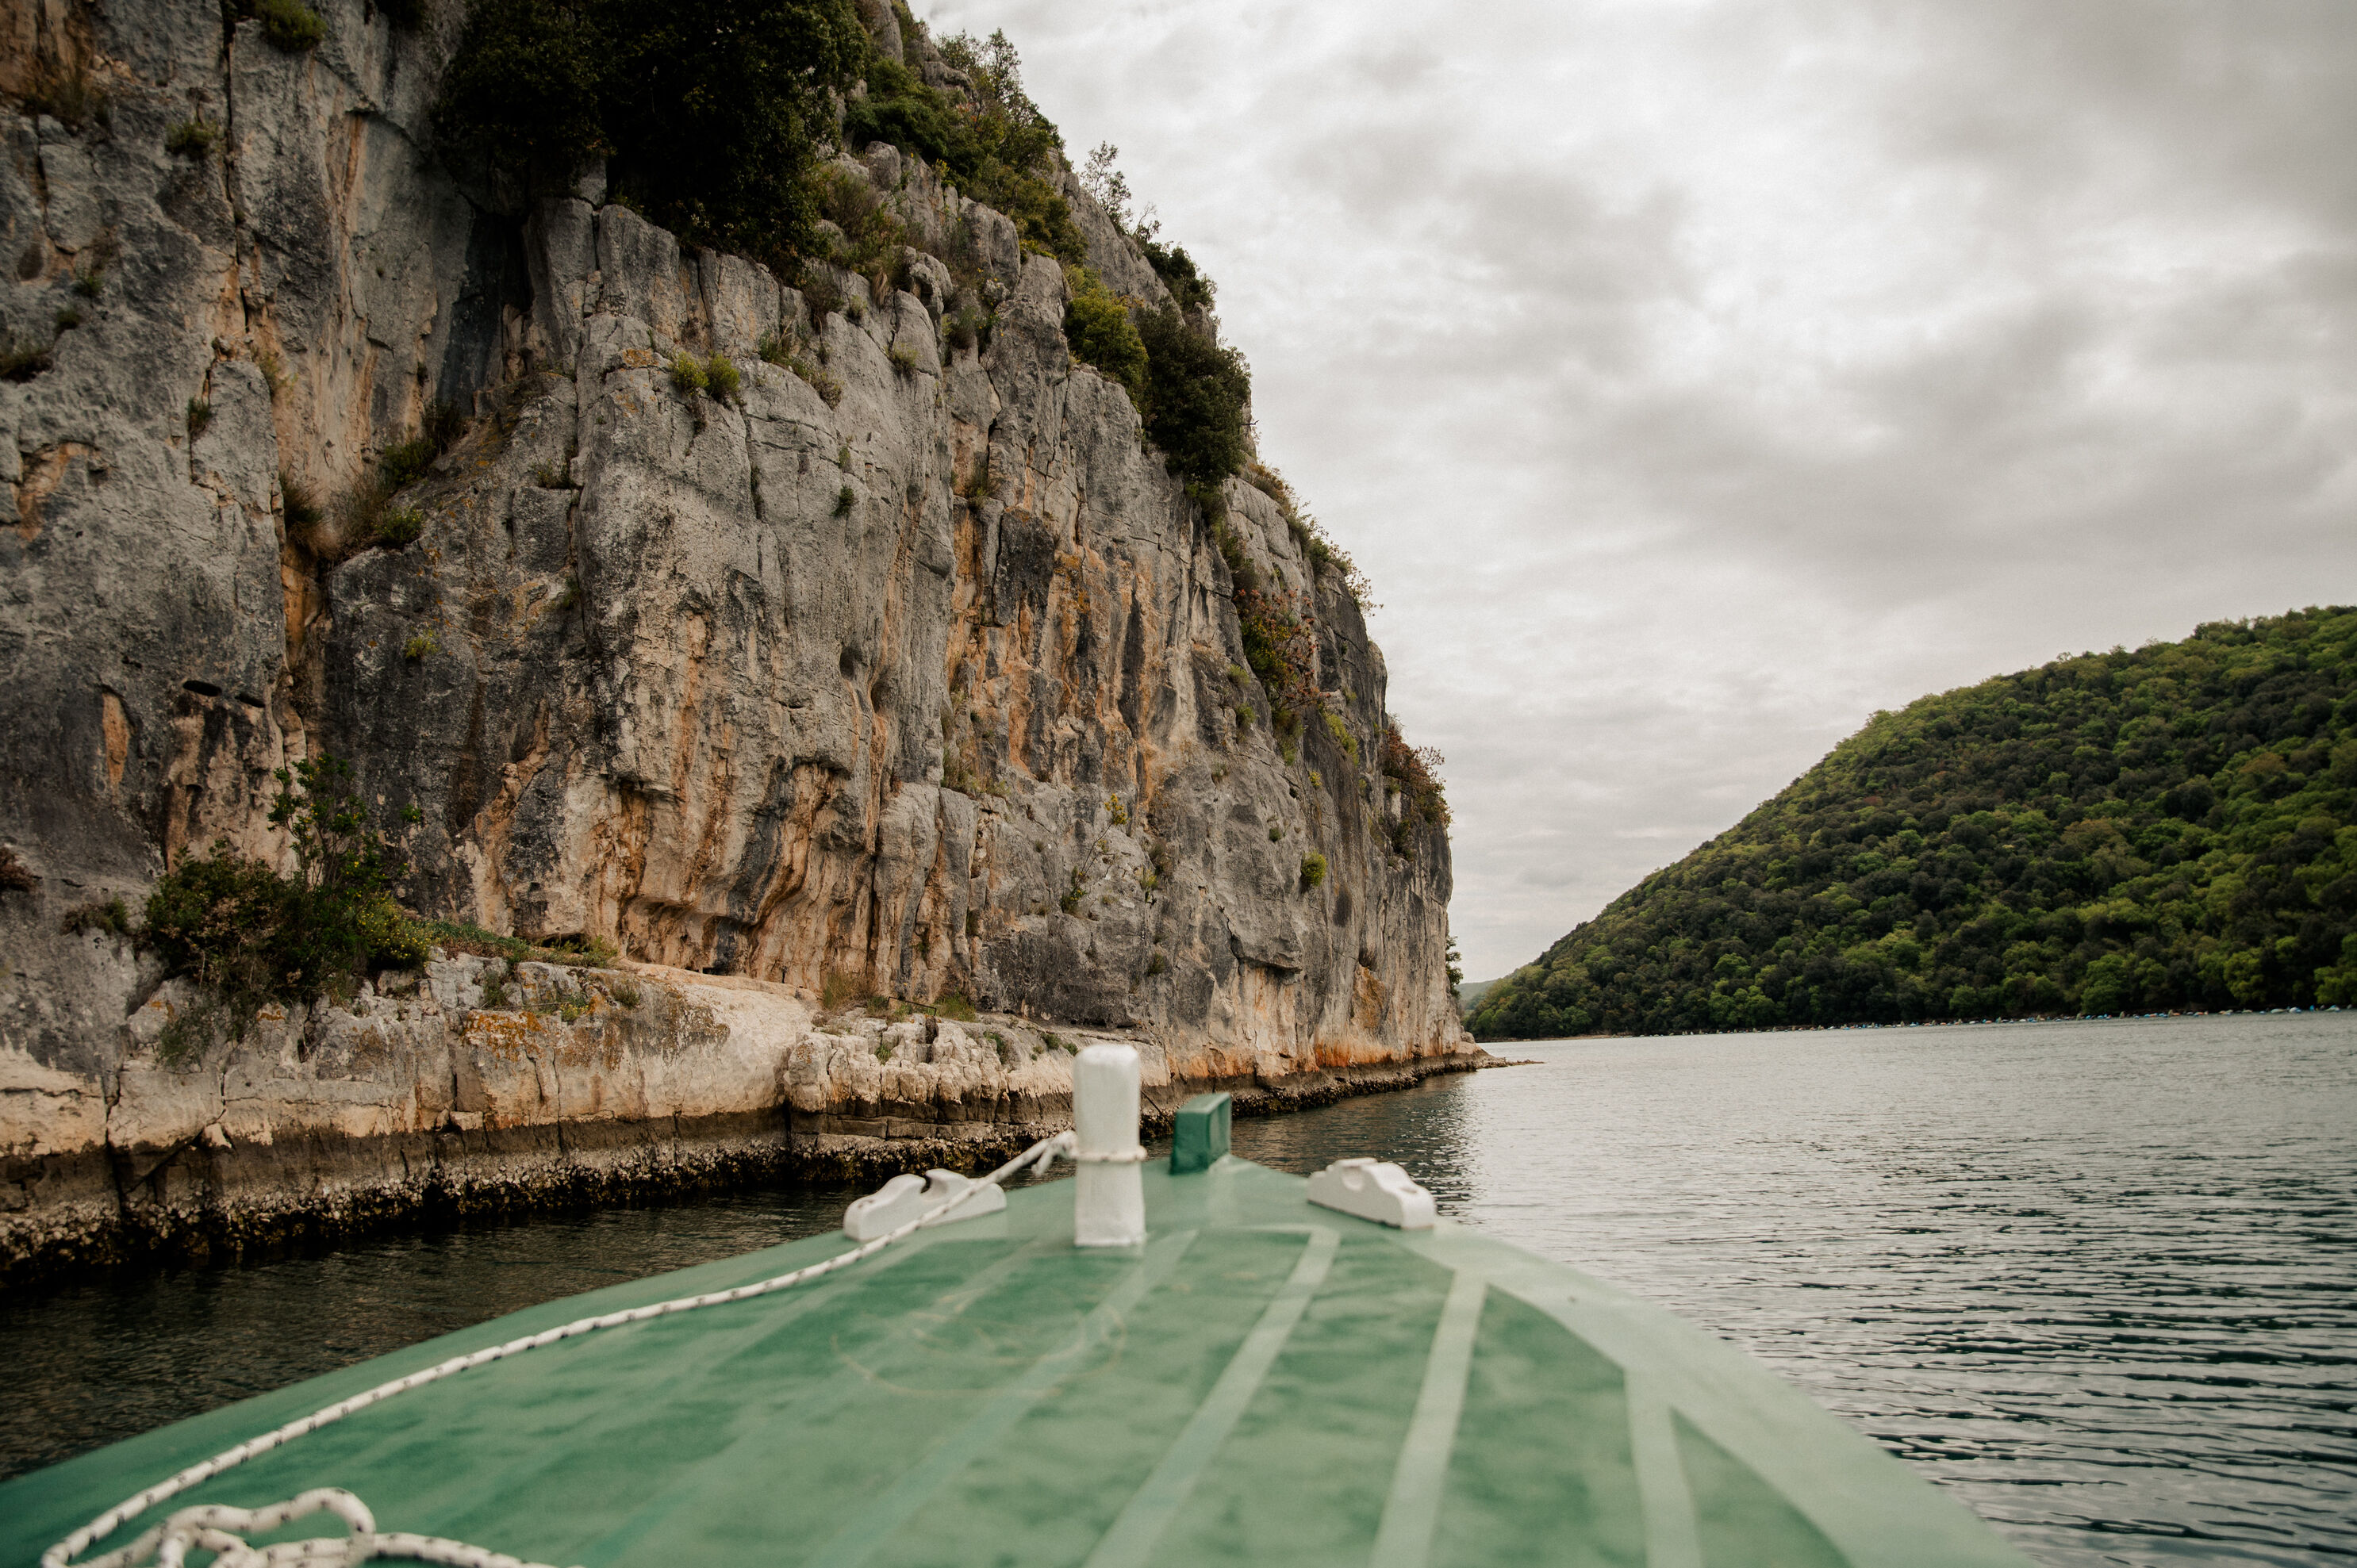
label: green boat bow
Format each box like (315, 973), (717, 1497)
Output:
(5, 1142), (2029, 1566)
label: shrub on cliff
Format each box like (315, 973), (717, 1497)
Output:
(1142, 240), (1215, 315)
(252, 0), (327, 52)
(1063, 266), (1146, 404)
(1381, 723), (1452, 829)
(1138, 305), (1251, 488)
(436, 0), (869, 265)
(1235, 586), (1320, 730)
(166, 118), (221, 158)
(144, 758), (429, 1060)
(846, 27), (1088, 266)
(296, 418), (455, 562)
(1062, 266), (1258, 500)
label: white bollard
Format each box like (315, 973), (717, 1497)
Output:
(1073, 1042), (1146, 1248)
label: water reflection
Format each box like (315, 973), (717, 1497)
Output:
(1226, 1071), (1485, 1202)
(0, 1187), (871, 1483)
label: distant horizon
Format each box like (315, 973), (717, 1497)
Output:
(919, 0), (2357, 978)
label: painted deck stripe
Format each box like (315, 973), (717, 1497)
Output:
(1081, 1226), (1342, 1568)
(808, 1229), (1202, 1568)
(1368, 1268), (1488, 1568)
(576, 1236), (1042, 1565)
(1627, 1374), (1705, 1568)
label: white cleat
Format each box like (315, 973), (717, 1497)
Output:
(843, 1168), (1008, 1240)
(1306, 1157), (1437, 1229)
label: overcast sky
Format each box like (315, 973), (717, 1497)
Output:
(918, 0), (2357, 980)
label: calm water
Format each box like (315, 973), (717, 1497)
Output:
(5, 1014), (2351, 1566)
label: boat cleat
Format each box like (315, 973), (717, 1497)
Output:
(842, 1168), (1007, 1240)
(1306, 1157), (1438, 1229)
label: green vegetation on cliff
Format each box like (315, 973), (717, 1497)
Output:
(1134, 301), (1252, 486)
(1061, 265), (1252, 496)
(434, 2), (1086, 268)
(438, 0), (1256, 497)
(117, 760), (620, 1063)
(436, 0), (873, 262)
(848, 21), (1088, 264)
(1468, 608), (2357, 1040)
(139, 758), (430, 1059)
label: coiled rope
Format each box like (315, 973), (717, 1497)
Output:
(44, 1132), (1080, 1568)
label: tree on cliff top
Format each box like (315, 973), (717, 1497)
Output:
(436, 0), (870, 264)
(436, 1), (1100, 271)
(1468, 607), (2357, 1040)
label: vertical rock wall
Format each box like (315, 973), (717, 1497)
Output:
(0, 0), (1472, 1274)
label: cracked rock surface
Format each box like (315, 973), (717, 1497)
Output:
(0, 0), (1473, 1281)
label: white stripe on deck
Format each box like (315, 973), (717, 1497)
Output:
(1627, 1374), (1705, 1568)
(808, 1229), (1201, 1568)
(1083, 1226), (1342, 1568)
(1369, 1268), (1489, 1568)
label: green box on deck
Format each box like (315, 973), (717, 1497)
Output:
(1170, 1091), (1231, 1174)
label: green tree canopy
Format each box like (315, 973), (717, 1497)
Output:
(437, 0), (874, 264)
(1468, 608), (2357, 1041)
(1136, 304), (1251, 487)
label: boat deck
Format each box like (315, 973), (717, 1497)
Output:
(3, 1157), (2032, 1566)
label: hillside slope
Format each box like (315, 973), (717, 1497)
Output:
(1468, 608), (2357, 1039)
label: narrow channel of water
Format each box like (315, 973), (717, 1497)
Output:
(5, 1013), (2350, 1567)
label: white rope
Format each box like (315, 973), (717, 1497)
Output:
(65, 1489), (561, 1568)
(44, 1133), (1081, 1568)
(1072, 1146), (1149, 1164)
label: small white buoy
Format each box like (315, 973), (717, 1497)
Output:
(1073, 1042), (1147, 1247)
(843, 1167), (1007, 1240)
(1306, 1157), (1437, 1229)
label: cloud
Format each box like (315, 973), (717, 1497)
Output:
(916, 0), (2357, 979)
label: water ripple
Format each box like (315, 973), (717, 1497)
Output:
(2, 1014), (2348, 1567)
(1228, 1012), (2357, 1568)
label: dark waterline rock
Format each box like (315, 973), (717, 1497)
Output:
(1, 1054), (1489, 1295)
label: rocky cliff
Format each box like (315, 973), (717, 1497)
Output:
(0, 0), (1473, 1282)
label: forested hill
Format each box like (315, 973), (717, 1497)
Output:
(1466, 608), (2357, 1040)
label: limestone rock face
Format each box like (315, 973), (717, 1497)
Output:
(0, 0), (1472, 1274)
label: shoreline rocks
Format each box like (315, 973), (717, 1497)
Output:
(2, 953), (1487, 1292)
